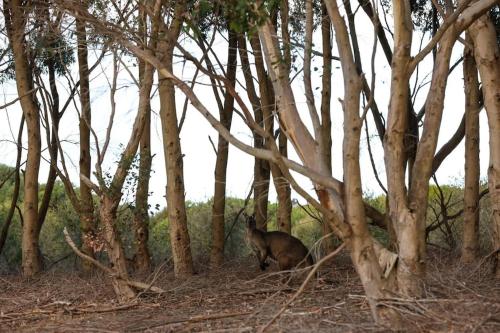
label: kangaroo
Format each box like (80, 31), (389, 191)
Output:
(245, 214), (314, 271)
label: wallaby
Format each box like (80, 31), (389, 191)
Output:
(245, 214), (314, 271)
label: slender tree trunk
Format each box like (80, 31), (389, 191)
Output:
(210, 29), (237, 267)
(249, 35), (273, 230)
(273, 132), (292, 234)
(157, 1), (194, 276)
(271, 0), (292, 234)
(461, 34), (481, 263)
(320, 1), (335, 252)
(132, 6), (153, 273)
(76, 9), (96, 271)
(37, 55), (60, 233)
(4, 0), (43, 276)
(467, 13), (500, 277)
(132, 97), (152, 273)
(0, 117), (24, 254)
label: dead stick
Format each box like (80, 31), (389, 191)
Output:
(259, 243), (346, 333)
(132, 311), (252, 331)
(72, 302), (138, 314)
(63, 228), (165, 293)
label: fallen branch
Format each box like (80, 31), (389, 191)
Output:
(63, 228), (166, 293)
(131, 310), (252, 331)
(260, 242), (346, 332)
(68, 302), (139, 314)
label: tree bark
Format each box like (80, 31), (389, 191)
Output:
(4, 0), (43, 276)
(325, 1), (401, 325)
(157, 0), (194, 277)
(273, 132), (292, 234)
(132, 5), (153, 273)
(0, 117), (24, 255)
(320, 1), (335, 253)
(36, 4), (62, 231)
(99, 195), (136, 300)
(210, 28), (237, 267)
(461, 34), (481, 263)
(271, 1), (293, 234)
(467, 12), (500, 277)
(248, 35), (273, 230)
(384, 0), (419, 296)
(76, 4), (96, 272)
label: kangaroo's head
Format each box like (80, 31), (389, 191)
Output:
(247, 214), (257, 230)
(245, 213), (257, 230)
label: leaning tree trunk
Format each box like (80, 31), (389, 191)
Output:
(76, 10), (96, 271)
(157, 2), (194, 276)
(37, 48), (61, 232)
(467, 13), (500, 277)
(210, 28), (237, 267)
(4, 0), (43, 276)
(0, 117), (24, 255)
(461, 34), (481, 263)
(100, 195), (136, 300)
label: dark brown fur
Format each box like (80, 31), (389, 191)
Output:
(245, 215), (314, 271)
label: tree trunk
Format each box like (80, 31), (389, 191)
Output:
(157, 2), (194, 276)
(0, 117), (24, 255)
(272, 132), (292, 234)
(132, 85), (152, 273)
(210, 28), (237, 267)
(238, 34), (290, 233)
(326, 1), (401, 325)
(4, 0), (43, 276)
(249, 35), (273, 230)
(383, 0), (420, 296)
(270, 0), (292, 234)
(100, 195), (136, 301)
(37, 51), (60, 232)
(320, 1), (335, 253)
(76, 10), (96, 272)
(467, 13), (500, 277)
(461, 34), (481, 263)
(132, 6), (153, 273)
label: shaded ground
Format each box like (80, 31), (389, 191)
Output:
(1, 250), (499, 332)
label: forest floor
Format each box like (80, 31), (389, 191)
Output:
(1, 249), (499, 332)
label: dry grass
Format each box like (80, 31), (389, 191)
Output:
(0, 250), (499, 332)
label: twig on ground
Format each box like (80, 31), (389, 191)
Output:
(259, 243), (346, 332)
(130, 311), (252, 331)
